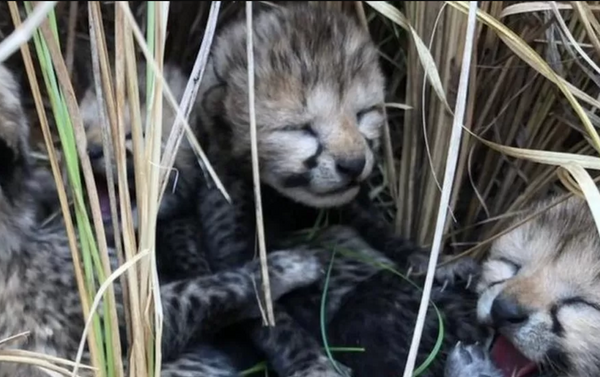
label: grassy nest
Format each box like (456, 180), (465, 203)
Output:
(1, 1), (600, 376)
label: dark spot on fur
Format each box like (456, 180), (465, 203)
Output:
(0, 138), (16, 180)
(302, 124), (316, 136)
(550, 304), (565, 336)
(366, 138), (375, 150)
(544, 347), (570, 372)
(0, 137), (27, 201)
(303, 143), (322, 169)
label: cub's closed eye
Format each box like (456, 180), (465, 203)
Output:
(356, 106), (380, 120)
(557, 297), (600, 313)
(282, 123), (315, 136)
(486, 257), (522, 289)
(550, 297), (600, 336)
(494, 257), (521, 274)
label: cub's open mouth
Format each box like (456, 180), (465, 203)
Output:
(490, 334), (538, 377)
(93, 173), (137, 225)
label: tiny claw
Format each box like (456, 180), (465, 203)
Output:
(406, 266), (414, 278)
(441, 279), (448, 292)
(466, 274), (473, 290)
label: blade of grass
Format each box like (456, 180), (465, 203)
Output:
(470, 138), (600, 170)
(0, 332), (30, 347)
(550, 2), (600, 76)
(114, 5), (147, 376)
(159, 1), (223, 204)
(0, 1), (57, 62)
(557, 165), (600, 235)
(402, 2), (477, 376)
(86, 5), (125, 377)
(447, 1), (600, 154)
(318, 243), (446, 376)
(88, 2), (133, 357)
(439, 191), (576, 264)
(385, 102), (413, 110)
(117, 1), (230, 205)
(72, 249), (151, 377)
(0, 356), (85, 377)
(366, 1), (452, 113)
(246, 1), (275, 326)
(145, 4), (168, 376)
(0, 350), (94, 371)
(7, 3), (96, 361)
(499, 2), (600, 19)
(571, 2), (600, 88)
(319, 248), (349, 376)
(37, 13), (122, 377)
(19, 2), (105, 374)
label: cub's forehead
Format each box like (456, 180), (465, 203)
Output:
(490, 196), (600, 267)
(216, 6), (383, 82)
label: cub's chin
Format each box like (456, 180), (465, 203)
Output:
(271, 182), (361, 209)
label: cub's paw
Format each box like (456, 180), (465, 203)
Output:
(444, 342), (502, 377)
(256, 249), (325, 299)
(407, 252), (480, 289)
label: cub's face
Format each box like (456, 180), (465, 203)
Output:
(476, 196), (600, 376)
(203, 5), (386, 208)
(80, 63), (195, 235)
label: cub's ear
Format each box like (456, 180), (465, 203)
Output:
(0, 64), (31, 193)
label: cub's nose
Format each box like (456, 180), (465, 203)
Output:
(336, 157), (366, 179)
(491, 295), (529, 327)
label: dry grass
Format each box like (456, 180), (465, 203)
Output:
(1, 1), (600, 376)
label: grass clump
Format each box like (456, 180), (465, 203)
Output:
(1, 1), (600, 376)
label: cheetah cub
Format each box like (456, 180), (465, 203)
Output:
(446, 195), (600, 377)
(184, 4), (484, 377)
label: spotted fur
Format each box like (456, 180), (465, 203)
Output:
(0, 62), (328, 376)
(183, 4), (488, 376)
(76, 4), (485, 376)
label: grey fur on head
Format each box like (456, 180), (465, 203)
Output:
(197, 4), (386, 208)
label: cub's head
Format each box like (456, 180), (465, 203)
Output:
(476, 195), (600, 377)
(80, 63), (197, 236)
(198, 4), (386, 208)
